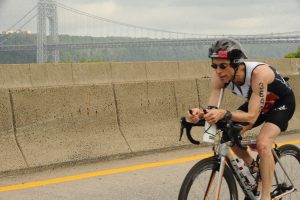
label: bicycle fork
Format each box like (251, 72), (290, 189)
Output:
(204, 142), (230, 200)
(214, 156), (226, 200)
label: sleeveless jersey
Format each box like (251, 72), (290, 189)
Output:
(225, 62), (292, 114)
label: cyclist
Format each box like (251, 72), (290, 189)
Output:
(187, 38), (295, 200)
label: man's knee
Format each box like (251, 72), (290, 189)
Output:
(256, 136), (273, 156)
(256, 123), (280, 156)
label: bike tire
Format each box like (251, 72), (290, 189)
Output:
(178, 156), (238, 200)
(272, 144), (300, 200)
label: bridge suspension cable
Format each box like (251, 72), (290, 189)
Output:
(3, 5), (37, 32)
(0, 13), (37, 45)
(56, 2), (300, 40)
(56, 2), (209, 38)
(0, 5), (37, 45)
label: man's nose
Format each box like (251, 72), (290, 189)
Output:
(215, 66), (223, 73)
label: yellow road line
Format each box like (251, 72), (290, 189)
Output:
(276, 139), (300, 146)
(0, 139), (299, 193)
(0, 154), (213, 192)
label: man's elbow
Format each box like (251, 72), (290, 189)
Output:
(247, 113), (259, 125)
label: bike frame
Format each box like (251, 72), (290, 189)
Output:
(209, 139), (296, 200)
(215, 141), (258, 200)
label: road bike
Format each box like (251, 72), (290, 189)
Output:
(178, 116), (300, 200)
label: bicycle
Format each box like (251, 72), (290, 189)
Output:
(178, 115), (300, 200)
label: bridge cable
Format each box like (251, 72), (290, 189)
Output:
(2, 5), (37, 33)
(56, 2), (207, 38)
(0, 12), (38, 45)
(56, 2), (300, 39)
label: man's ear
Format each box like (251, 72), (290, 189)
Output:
(229, 49), (243, 60)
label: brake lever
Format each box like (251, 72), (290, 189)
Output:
(179, 117), (200, 145)
(186, 129), (200, 145)
(179, 117), (192, 141)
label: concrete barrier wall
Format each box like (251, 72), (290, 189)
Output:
(285, 75), (300, 130)
(10, 85), (131, 168)
(0, 89), (28, 171)
(0, 60), (299, 173)
(261, 58), (299, 75)
(0, 64), (32, 88)
(1, 58), (299, 88)
(114, 81), (179, 152)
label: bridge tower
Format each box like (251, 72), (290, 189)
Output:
(37, 0), (59, 63)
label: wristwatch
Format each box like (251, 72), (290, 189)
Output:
(224, 110), (232, 121)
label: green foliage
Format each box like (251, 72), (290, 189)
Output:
(1, 32), (300, 64)
(0, 33), (36, 63)
(284, 46), (300, 58)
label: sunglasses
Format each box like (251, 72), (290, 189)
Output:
(211, 63), (229, 69)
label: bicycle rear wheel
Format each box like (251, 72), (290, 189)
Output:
(272, 144), (300, 199)
(178, 156), (238, 200)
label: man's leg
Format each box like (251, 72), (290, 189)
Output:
(256, 122), (281, 200)
(231, 125), (254, 165)
(231, 145), (253, 165)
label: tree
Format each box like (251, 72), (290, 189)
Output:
(285, 46), (300, 58)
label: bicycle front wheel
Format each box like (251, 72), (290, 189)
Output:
(178, 156), (238, 200)
(272, 144), (300, 199)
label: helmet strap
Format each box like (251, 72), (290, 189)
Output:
(230, 65), (239, 90)
(232, 67), (239, 82)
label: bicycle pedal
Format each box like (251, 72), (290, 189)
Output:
(271, 186), (295, 200)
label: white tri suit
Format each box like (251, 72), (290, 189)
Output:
(225, 62), (295, 131)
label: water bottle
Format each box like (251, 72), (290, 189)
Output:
(202, 122), (217, 143)
(237, 159), (257, 190)
(230, 156), (257, 190)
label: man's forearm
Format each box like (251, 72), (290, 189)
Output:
(231, 110), (258, 125)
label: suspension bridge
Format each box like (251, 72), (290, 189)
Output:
(0, 0), (300, 63)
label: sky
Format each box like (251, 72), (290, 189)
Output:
(0, 0), (300, 36)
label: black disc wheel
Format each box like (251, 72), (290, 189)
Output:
(271, 144), (300, 200)
(178, 156), (238, 200)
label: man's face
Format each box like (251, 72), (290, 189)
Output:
(211, 58), (233, 83)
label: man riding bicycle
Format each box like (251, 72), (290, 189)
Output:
(187, 38), (295, 200)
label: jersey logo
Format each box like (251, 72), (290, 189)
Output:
(274, 105), (287, 111)
(262, 92), (279, 114)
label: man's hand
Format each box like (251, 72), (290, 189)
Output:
(186, 108), (204, 123)
(203, 109), (226, 125)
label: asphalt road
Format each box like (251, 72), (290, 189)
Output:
(0, 133), (299, 200)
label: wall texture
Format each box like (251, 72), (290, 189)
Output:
(0, 58), (299, 173)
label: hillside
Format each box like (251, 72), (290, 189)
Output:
(0, 33), (299, 64)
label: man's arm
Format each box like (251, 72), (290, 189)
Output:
(234, 65), (274, 124)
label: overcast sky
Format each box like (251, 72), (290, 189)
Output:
(0, 0), (300, 36)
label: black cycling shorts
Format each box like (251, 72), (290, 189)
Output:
(238, 92), (296, 132)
